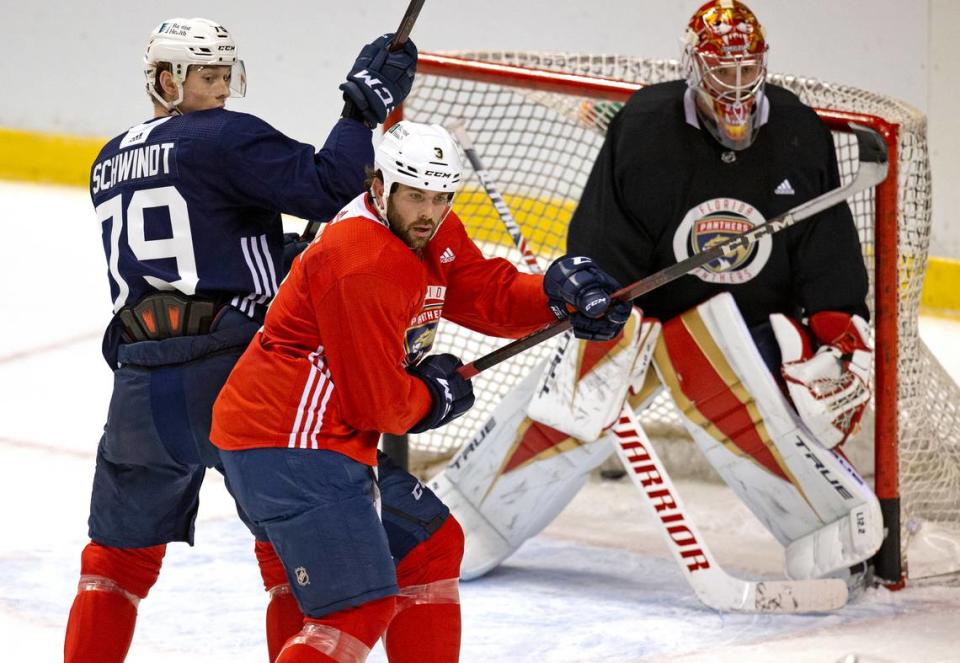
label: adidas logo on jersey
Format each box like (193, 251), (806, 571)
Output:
(775, 179), (796, 195)
(440, 247), (456, 263)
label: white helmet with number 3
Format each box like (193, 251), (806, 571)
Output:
(145, 18), (246, 112)
(373, 121), (463, 223)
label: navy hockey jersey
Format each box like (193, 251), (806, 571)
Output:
(90, 109), (372, 322)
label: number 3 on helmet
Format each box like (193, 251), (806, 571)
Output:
(144, 18), (247, 112)
(683, 0), (768, 151)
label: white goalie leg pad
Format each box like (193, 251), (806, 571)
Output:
(784, 463), (884, 580)
(653, 293), (883, 579)
(527, 309), (653, 441)
(429, 362), (611, 580)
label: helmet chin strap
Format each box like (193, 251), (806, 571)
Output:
(148, 74), (185, 116)
(370, 187), (391, 228)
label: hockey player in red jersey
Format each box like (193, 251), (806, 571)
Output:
(64, 17), (420, 663)
(210, 120), (630, 661)
(434, 0), (884, 593)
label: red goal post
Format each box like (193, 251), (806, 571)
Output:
(391, 52), (957, 588)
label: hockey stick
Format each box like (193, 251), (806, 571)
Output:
(456, 122), (888, 380)
(611, 408), (849, 612)
(393, 0), (426, 45)
(450, 120), (543, 274)
(302, 0), (426, 242)
(455, 122), (848, 612)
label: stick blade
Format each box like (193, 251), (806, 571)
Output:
(739, 578), (849, 613)
(849, 122), (890, 188)
(849, 122), (889, 166)
(694, 573), (849, 613)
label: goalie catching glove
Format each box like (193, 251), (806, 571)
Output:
(771, 311), (874, 448)
(544, 256), (632, 342)
(407, 353), (475, 434)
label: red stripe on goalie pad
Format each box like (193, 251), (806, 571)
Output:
(662, 315), (789, 482)
(577, 333), (622, 380)
(502, 419), (575, 475)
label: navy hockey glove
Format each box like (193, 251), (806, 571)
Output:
(407, 353), (475, 434)
(544, 255), (632, 342)
(340, 33), (418, 127)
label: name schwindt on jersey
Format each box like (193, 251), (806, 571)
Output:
(673, 197), (772, 285)
(91, 142), (177, 195)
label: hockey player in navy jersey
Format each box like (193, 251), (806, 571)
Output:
(64, 17), (417, 663)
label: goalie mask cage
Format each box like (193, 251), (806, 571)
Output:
(394, 52), (959, 587)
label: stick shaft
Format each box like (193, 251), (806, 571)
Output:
(450, 121), (542, 274)
(302, 0), (426, 241)
(391, 0), (425, 50)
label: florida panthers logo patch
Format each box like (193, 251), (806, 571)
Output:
(673, 197), (772, 284)
(404, 285), (447, 365)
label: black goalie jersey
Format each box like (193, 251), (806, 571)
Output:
(567, 80), (869, 327)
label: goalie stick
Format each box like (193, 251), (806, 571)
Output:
(611, 407), (849, 613)
(302, 0), (426, 241)
(456, 122), (889, 380)
(454, 122), (849, 612)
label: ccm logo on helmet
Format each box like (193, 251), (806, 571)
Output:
(424, 170), (452, 178)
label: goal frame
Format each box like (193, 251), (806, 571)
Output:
(388, 52), (905, 586)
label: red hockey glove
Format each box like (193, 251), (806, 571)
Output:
(770, 311), (873, 448)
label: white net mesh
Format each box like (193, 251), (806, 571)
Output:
(400, 52), (960, 581)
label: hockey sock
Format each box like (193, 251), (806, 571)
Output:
(276, 596), (397, 663)
(64, 541), (166, 663)
(256, 539), (305, 662)
(384, 516), (464, 663)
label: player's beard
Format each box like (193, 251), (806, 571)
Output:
(388, 208), (437, 251)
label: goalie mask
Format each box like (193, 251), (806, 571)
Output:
(372, 121), (463, 238)
(683, 0), (768, 151)
(145, 18), (246, 113)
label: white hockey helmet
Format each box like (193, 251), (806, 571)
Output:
(372, 121), (463, 226)
(144, 18), (246, 112)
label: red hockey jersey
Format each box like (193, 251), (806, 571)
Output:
(211, 193), (554, 466)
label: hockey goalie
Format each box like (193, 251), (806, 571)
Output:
(430, 0), (885, 598)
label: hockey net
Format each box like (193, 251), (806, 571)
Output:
(396, 52), (960, 585)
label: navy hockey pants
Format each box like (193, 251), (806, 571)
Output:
(88, 309), (266, 548)
(220, 447), (450, 618)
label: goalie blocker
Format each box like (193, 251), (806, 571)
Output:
(435, 292), (882, 586)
